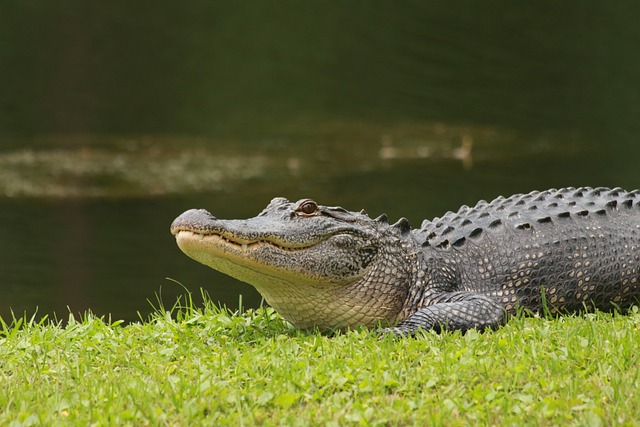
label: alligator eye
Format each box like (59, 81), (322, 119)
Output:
(296, 199), (319, 216)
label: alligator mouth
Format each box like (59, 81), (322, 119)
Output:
(173, 229), (335, 286)
(172, 229), (322, 253)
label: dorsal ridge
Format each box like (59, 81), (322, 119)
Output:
(392, 217), (411, 235)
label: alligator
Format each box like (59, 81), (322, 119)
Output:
(170, 187), (640, 335)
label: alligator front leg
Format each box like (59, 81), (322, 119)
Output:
(383, 292), (506, 336)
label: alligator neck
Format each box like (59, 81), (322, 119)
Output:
(255, 231), (418, 330)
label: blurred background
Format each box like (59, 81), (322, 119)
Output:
(1, 2), (639, 322)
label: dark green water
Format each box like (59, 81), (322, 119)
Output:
(1, 2), (639, 322)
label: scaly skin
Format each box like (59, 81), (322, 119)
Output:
(171, 187), (640, 335)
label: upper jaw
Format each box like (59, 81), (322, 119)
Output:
(171, 208), (374, 249)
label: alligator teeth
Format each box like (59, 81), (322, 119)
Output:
(242, 243), (248, 251)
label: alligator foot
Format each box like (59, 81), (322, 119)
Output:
(380, 294), (506, 336)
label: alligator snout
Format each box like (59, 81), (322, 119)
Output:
(170, 209), (216, 235)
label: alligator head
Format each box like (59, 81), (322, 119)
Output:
(170, 197), (415, 330)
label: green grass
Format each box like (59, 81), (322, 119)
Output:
(2, 294), (640, 426)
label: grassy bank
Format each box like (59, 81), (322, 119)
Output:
(1, 295), (639, 426)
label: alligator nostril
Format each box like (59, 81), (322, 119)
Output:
(171, 208), (217, 233)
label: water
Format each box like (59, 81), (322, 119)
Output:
(1, 2), (639, 322)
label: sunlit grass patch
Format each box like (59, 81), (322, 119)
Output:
(1, 294), (639, 426)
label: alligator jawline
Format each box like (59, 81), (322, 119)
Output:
(174, 229), (323, 252)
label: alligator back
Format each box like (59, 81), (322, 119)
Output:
(414, 187), (640, 314)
